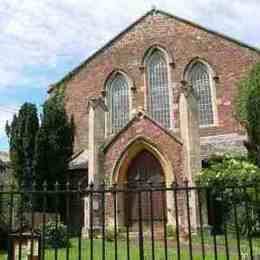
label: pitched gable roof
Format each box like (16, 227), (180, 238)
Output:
(49, 8), (260, 93)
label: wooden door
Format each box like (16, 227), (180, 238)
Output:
(126, 150), (165, 225)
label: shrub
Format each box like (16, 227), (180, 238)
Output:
(105, 226), (125, 241)
(166, 224), (175, 237)
(196, 154), (260, 236)
(196, 154), (260, 188)
(41, 221), (70, 249)
(105, 226), (115, 242)
(118, 226), (127, 233)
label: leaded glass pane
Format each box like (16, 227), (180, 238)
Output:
(108, 73), (129, 133)
(147, 50), (171, 128)
(188, 62), (214, 126)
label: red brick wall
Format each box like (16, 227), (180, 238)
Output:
(103, 116), (183, 183)
(63, 12), (260, 152)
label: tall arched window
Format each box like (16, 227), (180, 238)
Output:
(146, 49), (171, 128)
(107, 72), (130, 133)
(187, 62), (214, 126)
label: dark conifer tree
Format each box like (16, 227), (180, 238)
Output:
(6, 103), (39, 188)
(34, 95), (74, 189)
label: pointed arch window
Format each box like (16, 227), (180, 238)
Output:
(107, 73), (130, 133)
(146, 50), (171, 128)
(187, 62), (214, 126)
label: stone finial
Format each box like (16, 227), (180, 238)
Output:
(131, 107), (145, 120)
(151, 4), (158, 13)
(137, 109), (145, 119)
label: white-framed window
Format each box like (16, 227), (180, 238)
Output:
(187, 61), (216, 127)
(146, 49), (171, 129)
(107, 72), (130, 134)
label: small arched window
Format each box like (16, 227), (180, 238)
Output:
(107, 73), (130, 133)
(187, 62), (214, 126)
(146, 49), (171, 128)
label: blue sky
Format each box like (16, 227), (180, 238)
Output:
(0, 0), (260, 151)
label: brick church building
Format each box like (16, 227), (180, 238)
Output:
(48, 9), (260, 233)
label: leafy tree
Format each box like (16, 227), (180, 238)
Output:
(236, 62), (260, 166)
(34, 95), (74, 189)
(6, 103), (39, 188)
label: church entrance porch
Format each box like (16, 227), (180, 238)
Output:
(125, 150), (165, 226)
(109, 138), (177, 232)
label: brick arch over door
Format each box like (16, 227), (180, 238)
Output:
(111, 136), (174, 186)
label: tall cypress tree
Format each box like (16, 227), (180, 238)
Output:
(34, 95), (74, 189)
(6, 103), (39, 188)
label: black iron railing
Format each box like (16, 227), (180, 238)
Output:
(0, 181), (260, 260)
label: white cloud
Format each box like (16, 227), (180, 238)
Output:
(0, 0), (259, 90)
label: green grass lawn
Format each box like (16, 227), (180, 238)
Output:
(0, 251), (6, 260)
(42, 239), (231, 260)
(1, 234), (260, 260)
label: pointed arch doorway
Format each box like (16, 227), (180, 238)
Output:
(125, 150), (165, 226)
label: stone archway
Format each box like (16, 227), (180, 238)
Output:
(111, 137), (175, 227)
(112, 136), (174, 185)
